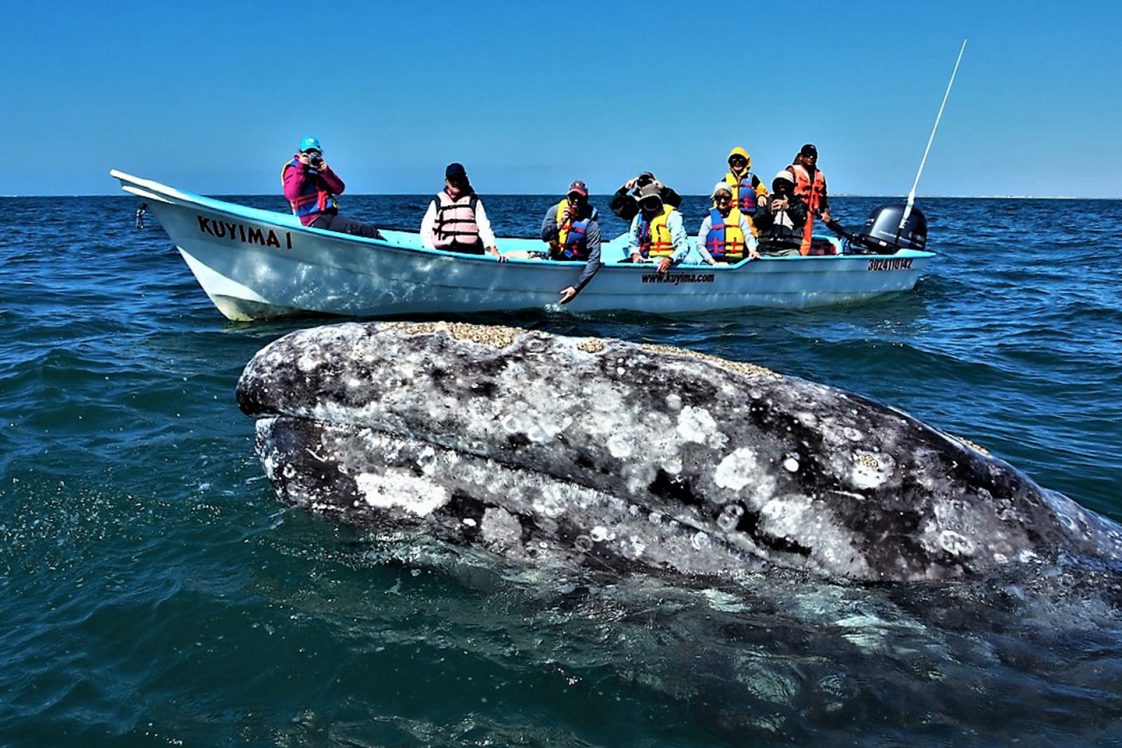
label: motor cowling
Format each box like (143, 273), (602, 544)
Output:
(845, 204), (927, 254)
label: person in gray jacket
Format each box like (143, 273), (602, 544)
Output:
(540, 180), (603, 304)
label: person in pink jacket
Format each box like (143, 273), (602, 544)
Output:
(282, 135), (382, 239)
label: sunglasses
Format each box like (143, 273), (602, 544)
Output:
(714, 195), (731, 203)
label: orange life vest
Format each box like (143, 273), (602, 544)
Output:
(790, 163), (827, 255)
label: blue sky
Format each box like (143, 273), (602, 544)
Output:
(5, 0), (1121, 197)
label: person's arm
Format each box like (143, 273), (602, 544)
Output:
(660, 186), (683, 209)
(474, 200), (498, 253)
(695, 216), (716, 264)
(541, 205), (560, 242)
(627, 215), (642, 261)
(419, 200), (437, 249)
(668, 211), (690, 265)
(818, 177), (830, 221)
(740, 216), (761, 259)
(610, 183), (637, 220)
(752, 205), (774, 233)
(317, 163), (345, 195)
(752, 174), (768, 198)
(282, 161), (307, 204)
(560, 220), (603, 304)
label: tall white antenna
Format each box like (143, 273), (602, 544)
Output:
(900, 39), (967, 231)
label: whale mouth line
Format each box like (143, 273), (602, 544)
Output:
(257, 411), (790, 572)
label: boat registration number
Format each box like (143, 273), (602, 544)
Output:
(867, 258), (913, 271)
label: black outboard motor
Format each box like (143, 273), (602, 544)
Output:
(842, 204), (928, 255)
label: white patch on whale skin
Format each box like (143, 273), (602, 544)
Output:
(851, 451), (892, 489)
(607, 432), (635, 459)
(416, 445), (438, 476)
(480, 507), (523, 549)
(759, 496), (819, 545)
(500, 408), (571, 444)
(715, 448), (759, 491)
(296, 350), (322, 373)
(676, 405), (727, 448)
(659, 454), (683, 475)
(531, 483), (570, 519)
(626, 536), (647, 558)
(354, 470), (448, 516)
(938, 530), (975, 557)
(783, 457), (800, 473)
(690, 531), (711, 551)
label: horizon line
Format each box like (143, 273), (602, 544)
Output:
(4, 193), (1122, 200)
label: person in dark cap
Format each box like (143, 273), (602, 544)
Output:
(282, 135), (383, 238)
(786, 143), (830, 255)
(609, 171), (682, 221)
(626, 183), (690, 273)
(420, 162), (500, 256)
(539, 179), (603, 304)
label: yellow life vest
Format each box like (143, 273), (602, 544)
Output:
(638, 205), (676, 258)
(704, 208), (749, 261)
(554, 200), (573, 246)
(724, 171), (766, 209)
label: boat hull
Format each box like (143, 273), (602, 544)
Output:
(112, 170), (935, 321)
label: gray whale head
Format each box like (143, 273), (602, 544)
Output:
(236, 321), (1122, 583)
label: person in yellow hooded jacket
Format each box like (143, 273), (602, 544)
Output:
(722, 146), (769, 235)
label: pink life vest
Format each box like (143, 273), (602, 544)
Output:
(432, 191), (481, 250)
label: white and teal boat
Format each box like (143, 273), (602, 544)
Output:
(111, 170), (935, 321)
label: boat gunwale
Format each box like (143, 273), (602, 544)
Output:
(110, 169), (937, 271)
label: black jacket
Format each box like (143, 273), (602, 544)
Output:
(753, 198), (809, 254)
(609, 184), (682, 221)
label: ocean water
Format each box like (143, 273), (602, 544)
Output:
(2, 192), (1121, 746)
